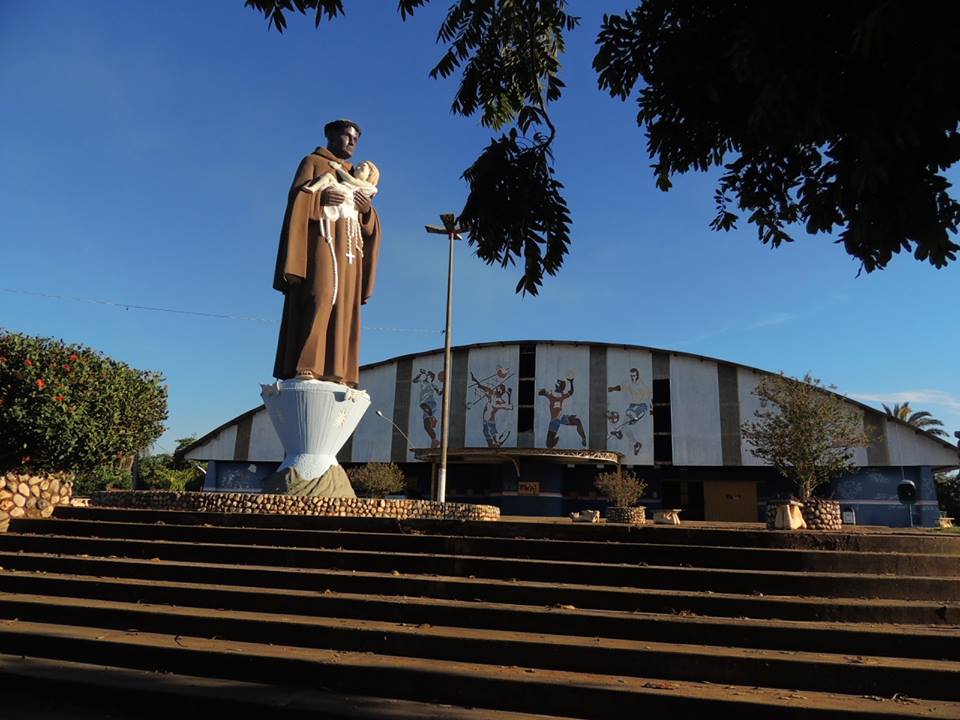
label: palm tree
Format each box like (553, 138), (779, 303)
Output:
(882, 403), (949, 438)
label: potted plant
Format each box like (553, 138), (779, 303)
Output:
(742, 373), (869, 530)
(595, 469), (647, 524)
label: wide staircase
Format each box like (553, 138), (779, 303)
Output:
(0, 506), (958, 719)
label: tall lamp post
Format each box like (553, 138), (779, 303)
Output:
(425, 213), (464, 503)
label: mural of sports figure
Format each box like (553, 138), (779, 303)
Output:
(607, 367), (651, 456)
(539, 375), (587, 448)
(468, 368), (514, 448)
(413, 368), (444, 449)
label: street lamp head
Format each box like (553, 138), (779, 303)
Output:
(439, 213), (457, 232)
(425, 213), (465, 239)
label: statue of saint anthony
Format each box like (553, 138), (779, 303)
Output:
(272, 119), (381, 387)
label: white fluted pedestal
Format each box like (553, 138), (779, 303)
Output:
(260, 379), (370, 497)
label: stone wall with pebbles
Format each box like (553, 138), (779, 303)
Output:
(801, 498), (843, 531)
(0, 472), (73, 531)
(90, 490), (500, 521)
(766, 498), (843, 531)
(605, 506), (646, 524)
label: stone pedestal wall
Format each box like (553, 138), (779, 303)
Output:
(0, 472), (73, 531)
(90, 490), (500, 521)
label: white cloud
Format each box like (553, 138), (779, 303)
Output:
(673, 313), (797, 346)
(746, 313), (796, 330)
(849, 390), (960, 415)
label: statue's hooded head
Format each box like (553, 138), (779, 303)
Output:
(324, 119), (362, 160)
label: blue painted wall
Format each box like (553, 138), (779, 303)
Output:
(202, 460), (943, 527)
(831, 466), (940, 527)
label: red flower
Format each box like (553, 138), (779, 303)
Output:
(63, 364), (71, 371)
(36, 378), (46, 390)
(55, 394), (65, 402)
(25, 358), (33, 367)
(69, 353), (79, 362)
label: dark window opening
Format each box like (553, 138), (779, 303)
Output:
(654, 435), (673, 464)
(653, 409), (672, 434)
(518, 379), (535, 405)
(518, 406), (534, 433)
(652, 379), (671, 404)
(519, 344), (536, 377)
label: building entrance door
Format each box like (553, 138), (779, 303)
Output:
(703, 480), (759, 522)
(660, 480), (705, 521)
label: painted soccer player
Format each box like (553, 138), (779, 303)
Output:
(608, 367), (650, 456)
(413, 368), (444, 449)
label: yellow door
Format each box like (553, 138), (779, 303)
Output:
(704, 480), (759, 522)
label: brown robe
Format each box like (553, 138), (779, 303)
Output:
(273, 147), (381, 386)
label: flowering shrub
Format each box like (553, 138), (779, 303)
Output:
(0, 331), (167, 473)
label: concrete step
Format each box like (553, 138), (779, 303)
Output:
(1, 592), (958, 700)
(2, 531), (957, 600)
(0, 620), (958, 719)
(0, 654), (570, 720)
(2, 552), (957, 624)
(52, 506), (960, 555)
(0, 573), (957, 658)
(13, 517), (959, 576)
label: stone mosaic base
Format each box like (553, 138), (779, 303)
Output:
(767, 499), (843, 530)
(1, 472), (73, 531)
(605, 506), (646, 524)
(90, 490), (500, 521)
(801, 498), (843, 531)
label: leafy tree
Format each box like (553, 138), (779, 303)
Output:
(0, 331), (168, 474)
(741, 373), (870, 501)
(137, 437), (206, 492)
(594, 2), (960, 272)
(243, 1), (959, 291)
(881, 402), (949, 438)
(347, 462), (407, 498)
(936, 470), (960, 522)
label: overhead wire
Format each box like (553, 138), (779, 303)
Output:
(0, 287), (440, 335)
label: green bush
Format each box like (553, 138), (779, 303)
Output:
(937, 471), (960, 520)
(137, 444), (205, 492)
(73, 466), (133, 497)
(347, 462), (407, 498)
(594, 469), (647, 507)
(0, 331), (167, 474)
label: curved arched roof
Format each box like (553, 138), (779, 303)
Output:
(180, 340), (958, 465)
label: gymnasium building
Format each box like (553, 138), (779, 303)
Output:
(182, 341), (958, 527)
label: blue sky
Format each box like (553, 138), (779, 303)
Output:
(1, 1), (957, 453)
